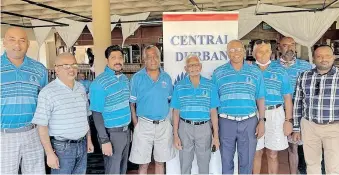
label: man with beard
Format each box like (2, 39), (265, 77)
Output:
(89, 45), (131, 174)
(33, 53), (94, 174)
(1, 27), (47, 174)
(293, 45), (339, 174)
(273, 36), (312, 174)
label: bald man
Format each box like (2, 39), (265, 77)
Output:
(32, 53), (94, 174)
(212, 40), (266, 174)
(1, 27), (47, 174)
(171, 54), (220, 174)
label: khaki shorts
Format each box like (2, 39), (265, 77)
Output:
(256, 106), (289, 151)
(129, 117), (175, 164)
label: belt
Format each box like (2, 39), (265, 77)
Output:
(50, 136), (86, 143)
(139, 116), (166, 124)
(306, 118), (339, 125)
(106, 125), (129, 132)
(219, 112), (256, 121)
(1, 124), (37, 133)
(265, 104), (282, 110)
(180, 118), (209, 125)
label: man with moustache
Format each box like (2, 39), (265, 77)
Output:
(129, 45), (175, 174)
(1, 27), (47, 174)
(293, 45), (339, 174)
(171, 54), (220, 174)
(274, 37), (312, 174)
(32, 53), (94, 174)
(212, 40), (266, 174)
(89, 45), (131, 174)
(251, 40), (293, 174)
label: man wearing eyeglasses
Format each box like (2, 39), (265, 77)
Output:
(171, 54), (220, 174)
(275, 36), (312, 174)
(129, 45), (175, 174)
(1, 27), (47, 174)
(251, 40), (293, 174)
(89, 45), (131, 174)
(293, 45), (339, 174)
(212, 40), (266, 174)
(32, 53), (94, 174)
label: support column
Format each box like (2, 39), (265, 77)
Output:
(92, 0), (111, 75)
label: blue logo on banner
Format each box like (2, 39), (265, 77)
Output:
(174, 72), (187, 85)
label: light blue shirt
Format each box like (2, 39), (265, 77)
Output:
(171, 76), (220, 121)
(79, 80), (91, 94)
(130, 68), (173, 120)
(255, 63), (293, 106)
(273, 59), (312, 97)
(212, 62), (265, 116)
(1, 53), (48, 128)
(90, 66), (131, 128)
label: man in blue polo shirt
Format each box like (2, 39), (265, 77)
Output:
(171, 54), (220, 174)
(274, 37), (312, 174)
(129, 45), (175, 174)
(1, 27), (47, 174)
(78, 72), (91, 94)
(251, 40), (293, 174)
(89, 45), (131, 174)
(212, 40), (266, 174)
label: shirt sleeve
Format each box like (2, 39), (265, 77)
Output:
(256, 73), (266, 99)
(170, 85), (180, 109)
(293, 74), (304, 132)
(168, 76), (173, 99)
(89, 82), (106, 113)
(39, 67), (48, 89)
(129, 75), (138, 103)
(210, 84), (220, 109)
(281, 71), (293, 95)
(32, 91), (53, 126)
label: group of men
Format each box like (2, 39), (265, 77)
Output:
(1, 26), (339, 175)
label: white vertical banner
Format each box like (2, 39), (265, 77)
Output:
(163, 12), (239, 174)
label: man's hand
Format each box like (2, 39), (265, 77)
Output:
(292, 132), (301, 142)
(283, 121), (293, 136)
(255, 120), (265, 139)
(87, 139), (94, 153)
(173, 135), (182, 150)
(102, 142), (113, 156)
(47, 152), (59, 169)
(133, 120), (138, 128)
(212, 137), (220, 151)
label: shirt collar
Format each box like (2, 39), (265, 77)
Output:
(1, 52), (29, 68)
(311, 66), (337, 76)
(104, 66), (116, 76)
(55, 77), (79, 91)
(185, 75), (204, 87)
(227, 61), (249, 71)
(279, 57), (297, 67)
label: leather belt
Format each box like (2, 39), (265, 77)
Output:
(139, 116), (166, 124)
(266, 104), (282, 110)
(106, 125), (129, 132)
(219, 113), (256, 121)
(50, 136), (86, 143)
(180, 118), (209, 125)
(1, 124), (37, 133)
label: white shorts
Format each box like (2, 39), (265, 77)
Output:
(256, 106), (289, 151)
(129, 117), (175, 164)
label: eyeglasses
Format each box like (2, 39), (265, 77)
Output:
(55, 64), (79, 70)
(255, 40), (270, 45)
(315, 81), (320, 96)
(186, 63), (201, 68)
(228, 48), (243, 53)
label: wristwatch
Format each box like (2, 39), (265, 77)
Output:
(259, 117), (266, 122)
(99, 137), (110, 144)
(285, 118), (293, 123)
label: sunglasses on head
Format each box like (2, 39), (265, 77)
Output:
(255, 40), (270, 45)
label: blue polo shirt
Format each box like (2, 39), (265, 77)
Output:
(79, 80), (91, 94)
(90, 66), (131, 128)
(1, 53), (48, 129)
(212, 62), (265, 116)
(255, 63), (293, 106)
(130, 68), (173, 120)
(171, 76), (220, 121)
(272, 59), (312, 96)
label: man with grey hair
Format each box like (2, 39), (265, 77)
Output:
(212, 40), (266, 174)
(251, 40), (293, 174)
(1, 27), (47, 174)
(171, 54), (220, 174)
(32, 53), (94, 174)
(129, 45), (175, 174)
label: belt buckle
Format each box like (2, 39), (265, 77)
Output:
(153, 120), (160, 124)
(122, 126), (128, 131)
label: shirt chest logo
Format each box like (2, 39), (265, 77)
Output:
(30, 75), (38, 83)
(246, 77), (254, 85)
(161, 81), (167, 88)
(270, 74), (278, 81)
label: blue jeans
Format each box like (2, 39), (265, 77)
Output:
(51, 138), (87, 174)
